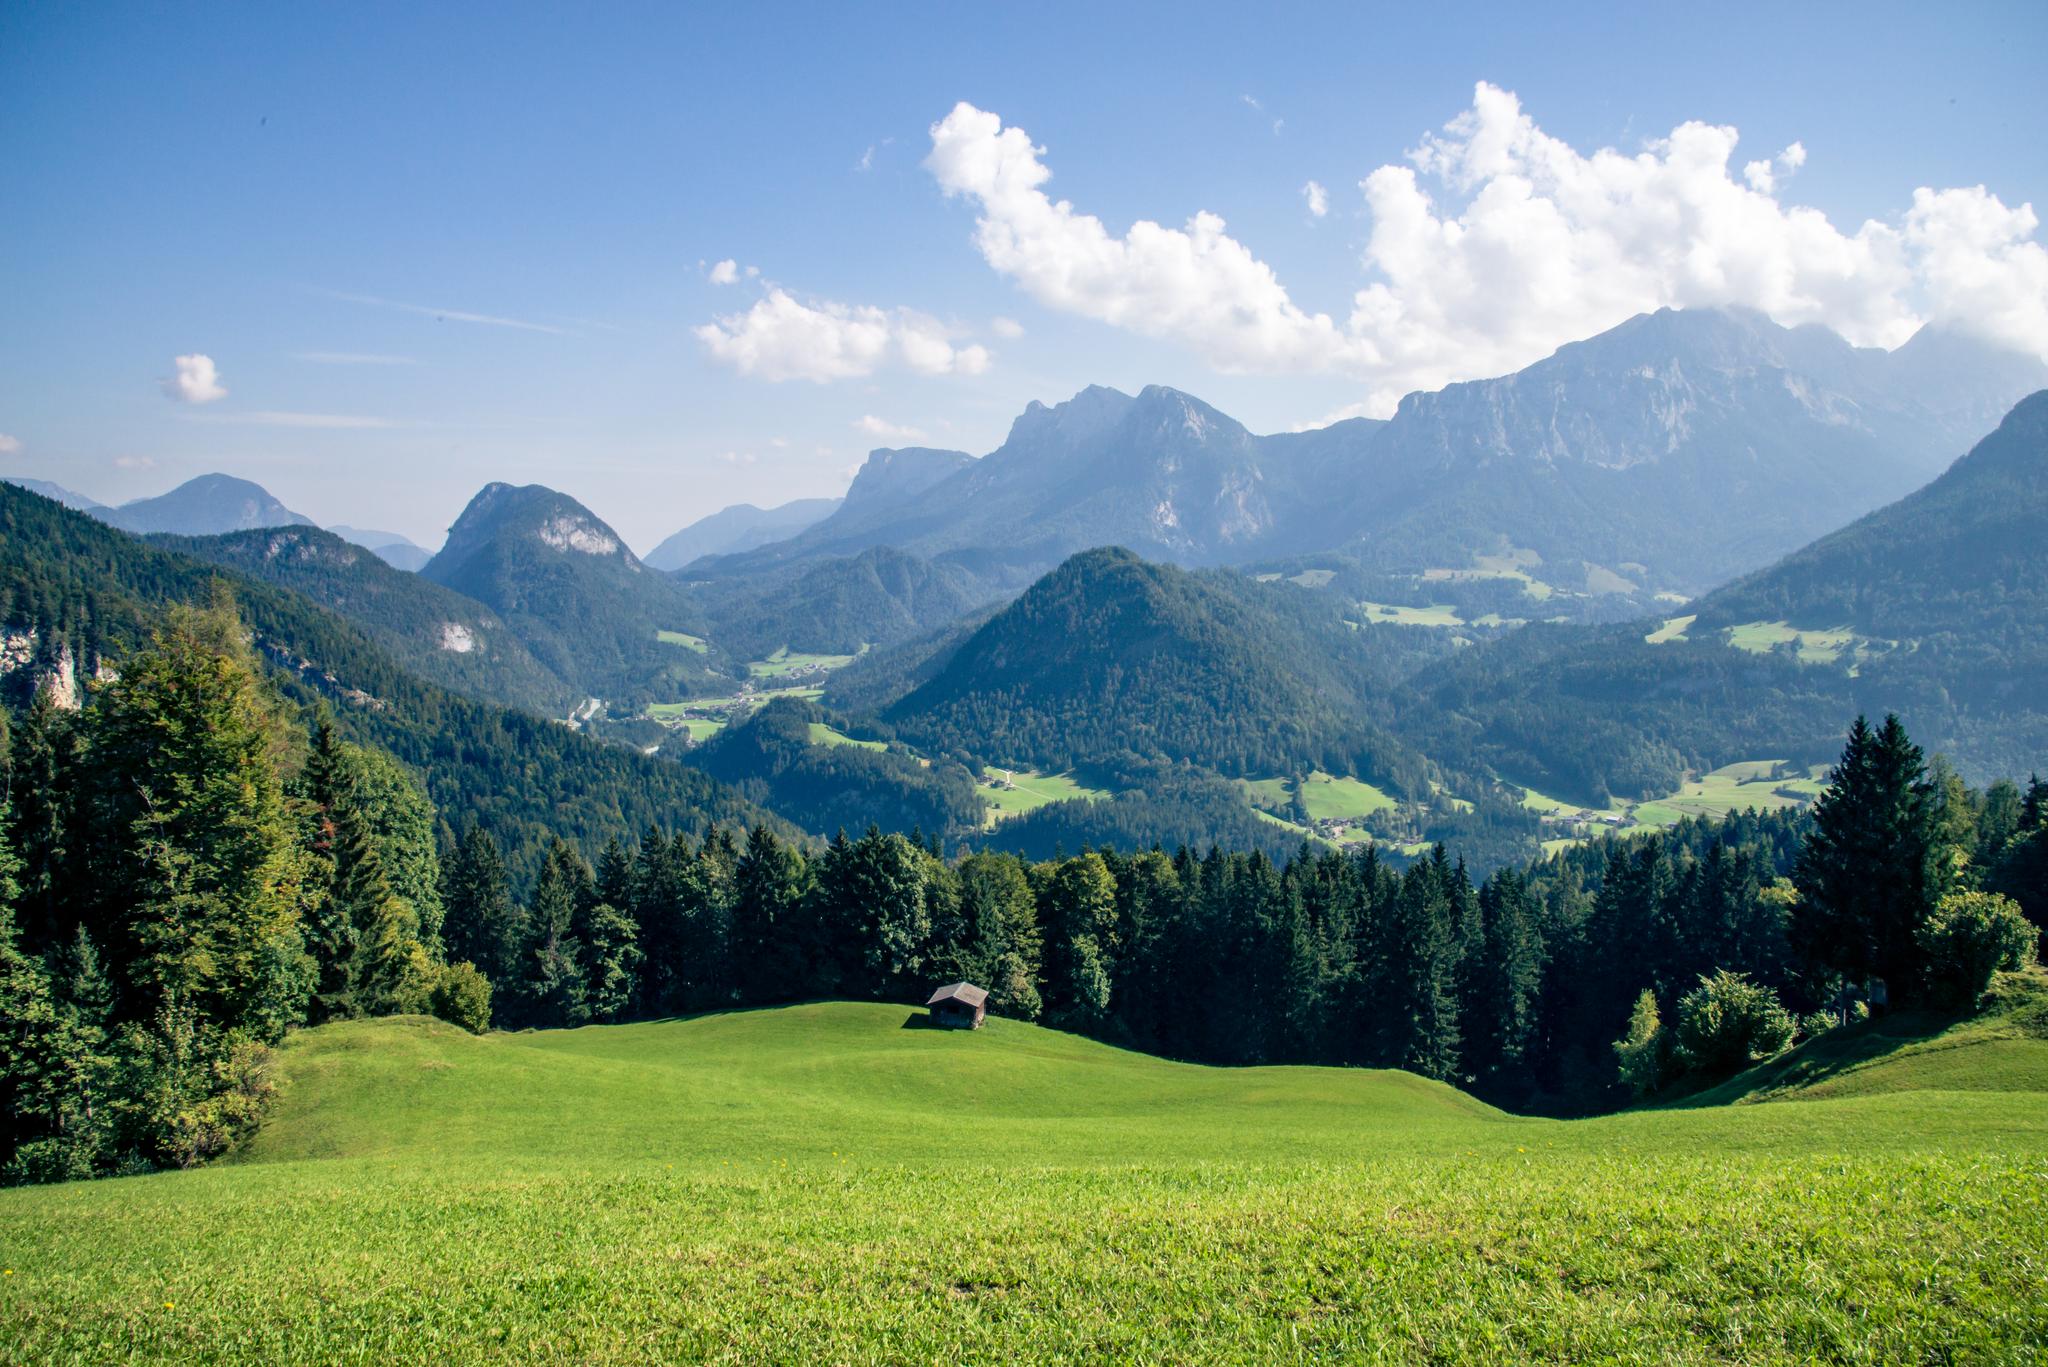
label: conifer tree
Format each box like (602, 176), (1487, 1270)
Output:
(79, 600), (314, 1039)
(728, 826), (811, 1004)
(441, 823), (519, 988)
(1794, 715), (1943, 1000)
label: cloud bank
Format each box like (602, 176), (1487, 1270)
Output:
(927, 85), (2048, 415)
(162, 354), (227, 403)
(696, 287), (991, 382)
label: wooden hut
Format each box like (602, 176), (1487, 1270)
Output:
(925, 982), (988, 1030)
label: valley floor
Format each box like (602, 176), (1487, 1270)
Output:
(2, 1001), (2044, 1364)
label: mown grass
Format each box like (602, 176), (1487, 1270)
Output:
(2, 999), (2044, 1364)
(979, 768), (1110, 822)
(1245, 773), (1394, 837)
(805, 721), (886, 751)
(655, 630), (709, 653)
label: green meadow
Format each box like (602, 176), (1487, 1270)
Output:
(748, 646), (864, 679)
(1245, 773), (1395, 832)
(978, 767), (1110, 821)
(3, 988), (2044, 1364)
(655, 630), (710, 653)
(805, 721), (886, 751)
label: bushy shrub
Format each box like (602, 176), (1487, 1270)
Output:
(1916, 891), (2039, 1007)
(118, 1007), (278, 1170)
(1798, 1010), (1838, 1042)
(1612, 989), (1669, 1097)
(1672, 970), (1796, 1078)
(429, 961), (494, 1034)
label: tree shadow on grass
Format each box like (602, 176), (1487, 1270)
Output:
(1658, 1008), (1960, 1109)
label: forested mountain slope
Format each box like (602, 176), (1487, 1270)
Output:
(1408, 392), (2048, 798)
(696, 544), (1002, 660)
(423, 482), (730, 705)
(157, 524), (575, 715)
(884, 547), (1433, 789)
(0, 483), (790, 884)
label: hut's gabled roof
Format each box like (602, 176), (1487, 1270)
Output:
(926, 982), (989, 1008)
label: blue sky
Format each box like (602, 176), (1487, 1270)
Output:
(4, 1), (2045, 551)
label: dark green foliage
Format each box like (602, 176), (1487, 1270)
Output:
(157, 525), (574, 715)
(1793, 715), (1944, 1001)
(1915, 891), (2038, 1007)
(429, 961), (493, 1034)
(1670, 971), (1796, 1079)
(439, 825), (521, 989)
(885, 548), (1428, 788)
(577, 903), (642, 1024)
(697, 545), (995, 660)
(728, 826), (813, 1005)
(942, 852), (1043, 1018)
(514, 842), (593, 1029)
(73, 601), (315, 1039)
(690, 698), (982, 840)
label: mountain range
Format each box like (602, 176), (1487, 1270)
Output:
(694, 308), (2046, 608)
(643, 496), (841, 572)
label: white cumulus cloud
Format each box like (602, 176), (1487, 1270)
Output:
(926, 88), (2048, 416)
(990, 315), (1025, 338)
(707, 259), (741, 285)
(1303, 180), (1329, 217)
(854, 414), (928, 443)
(0, 434), (19, 455)
(162, 353), (227, 404)
(696, 287), (991, 382)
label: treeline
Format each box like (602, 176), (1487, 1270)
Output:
(443, 715), (2044, 1115)
(2, 601), (490, 1184)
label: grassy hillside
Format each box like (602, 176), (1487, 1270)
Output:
(3, 997), (2044, 1362)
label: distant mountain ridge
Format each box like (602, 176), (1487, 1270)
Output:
(1, 477), (106, 513)
(702, 308), (2048, 600)
(328, 525), (434, 572)
(106, 473), (316, 536)
(645, 497), (842, 572)
(1407, 389), (2048, 797)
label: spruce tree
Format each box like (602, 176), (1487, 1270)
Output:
(728, 826), (811, 1005)
(1794, 715), (1942, 1001)
(441, 824), (519, 989)
(79, 600), (314, 1039)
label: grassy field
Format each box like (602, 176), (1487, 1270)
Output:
(1354, 600), (1465, 627)
(1645, 612), (1696, 644)
(655, 630), (710, 653)
(978, 768), (1110, 822)
(1520, 761), (1823, 843)
(1633, 760), (1825, 827)
(748, 646), (863, 679)
(805, 721), (886, 751)
(4, 991), (2043, 1362)
(1245, 772), (1395, 825)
